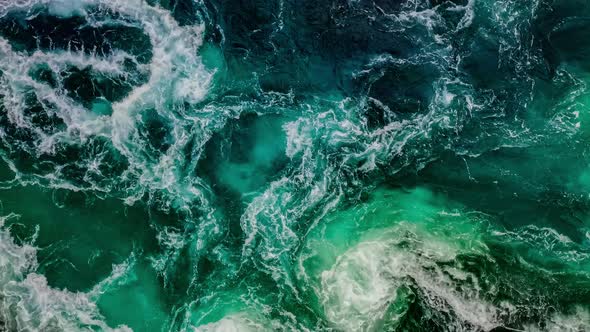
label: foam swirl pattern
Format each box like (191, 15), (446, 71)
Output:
(0, 0), (589, 331)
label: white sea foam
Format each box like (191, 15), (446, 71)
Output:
(191, 314), (268, 332)
(0, 0), (215, 193)
(526, 306), (590, 332)
(0, 0), (87, 18)
(0, 214), (129, 331)
(0, 0), (221, 248)
(319, 223), (498, 331)
(0, 1), (222, 329)
(492, 225), (590, 264)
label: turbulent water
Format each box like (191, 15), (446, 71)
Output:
(0, 0), (590, 331)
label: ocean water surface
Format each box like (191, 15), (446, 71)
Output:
(0, 0), (590, 331)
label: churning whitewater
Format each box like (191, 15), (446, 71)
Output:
(0, 0), (589, 331)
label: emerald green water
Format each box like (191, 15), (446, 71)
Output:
(0, 0), (590, 331)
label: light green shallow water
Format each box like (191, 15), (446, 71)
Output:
(0, 0), (590, 331)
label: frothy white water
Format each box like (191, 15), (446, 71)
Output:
(0, 38), (135, 151)
(492, 225), (590, 266)
(0, 1), (223, 327)
(191, 314), (268, 332)
(0, 0), (88, 18)
(239, 79), (466, 288)
(0, 214), (129, 331)
(238, 0), (544, 294)
(0, 0), (223, 275)
(0, 0), (214, 189)
(526, 306), (590, 332)
(319, 222), (498, 331)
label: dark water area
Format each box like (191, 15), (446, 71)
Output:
(0, 0), (589, 331)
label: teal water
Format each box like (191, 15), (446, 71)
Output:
(0, 0), (590, 331)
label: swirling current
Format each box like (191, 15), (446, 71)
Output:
(0, 0), (589, 331)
